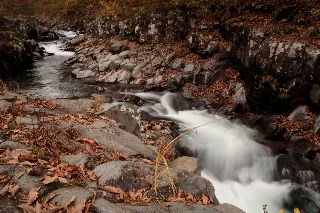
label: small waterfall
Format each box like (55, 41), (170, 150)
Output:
(137, 92), (294, 213)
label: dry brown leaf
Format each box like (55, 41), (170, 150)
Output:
(102, 185), (123, 194)
(43, 175), (58, 185)
(69, 199), (86, 213)
(11, 149), (32, 160)
(58, 177), (68, 184)
(8, 184), (20, 197)
(35, 202), (42, 213)
(28, 187), (40, 204)
(0, 184), (9, 196)
(202, 194), (209, 205)
(18, 204), (36, 213)
(43, 193), (58, 204)
(66, 195), (76, 207)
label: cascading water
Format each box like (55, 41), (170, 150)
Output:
(16, 31), (96, 98)
(136, 92), (295, 213)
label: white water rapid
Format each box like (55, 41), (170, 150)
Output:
(136, 92), (294, 213)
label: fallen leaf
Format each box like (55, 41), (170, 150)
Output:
(0, 184), (9, 196)
(43, 193), (58, 204)
(8, 184), (19, 197)
(202, 194), (209, 205)
(18, 204), (36, 213)
(69, 199), (86, 213)
(35, 202), (42, 213)
(11, 149), (32, 160)
(28, 187), (40, 204)
(58, 177), (68, 184)
(43, 175), (58, 184)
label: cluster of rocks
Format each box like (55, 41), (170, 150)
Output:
(0, 93), (246, 212)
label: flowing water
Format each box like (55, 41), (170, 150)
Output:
(15, 31), (96, 98)
(13, 32), (320, 212)
(136, 92), (320, 213)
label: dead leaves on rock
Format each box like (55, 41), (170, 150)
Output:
(98, 183), (151, 206)
(168, 189), (213, 205)
(0, 183), (19, 197)
(1, 148), (36, 166)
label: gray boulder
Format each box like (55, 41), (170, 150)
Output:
(233, 87), (248, 113)
(288, 106), (311, 121)
(170, 156), (200, 175)
(110, 42), (123, 53)
(93, 161), (219, 204)
(99, 61), (112, 72)
(183, 64), (195, 75)
(59, 154), (97, 169)
(49, 186), (93, 207)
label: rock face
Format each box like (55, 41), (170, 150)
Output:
(222, 23), (320, 113)
(0, 17), (47, 77)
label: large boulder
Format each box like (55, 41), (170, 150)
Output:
(93, 160), (219, 204)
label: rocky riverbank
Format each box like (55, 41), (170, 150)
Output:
(0, 89), (249, 212)
(0, 0), (320, 211)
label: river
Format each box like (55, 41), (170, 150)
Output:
(14, 31), (320, 213)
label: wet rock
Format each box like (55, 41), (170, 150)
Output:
(71, 68), (94, 78)
(0, 140), (28, 150)
(254, 115), (290, 141)
(110, 41), (123, 53)
(286, 136), (314, 153)
(288, 106), (310, 121)
(0, 197), (22, 213)
(59, 154), (97, 169)
(170, 156), (200, 175)
(15, 116), (38, 125)
(49, 186), (93, 207)
(310, 84), (320, 105)
(233, 87), (248, 113)
(277, 153), (320, 194)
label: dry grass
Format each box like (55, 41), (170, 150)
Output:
(153, 121), (215, 197)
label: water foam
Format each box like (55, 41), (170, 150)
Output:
(40, 42), (74, 57)
(136, 92), (294, 213)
